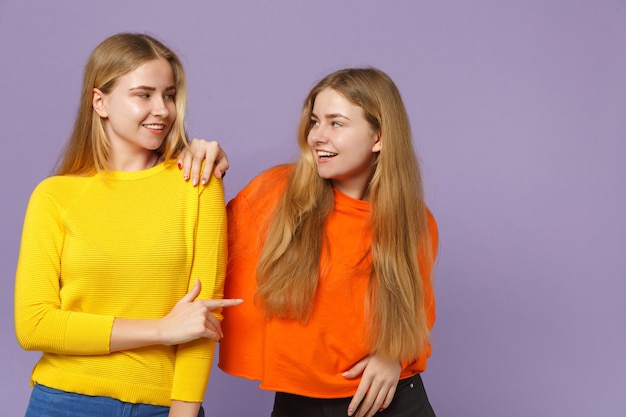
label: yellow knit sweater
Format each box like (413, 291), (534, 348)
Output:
(14, 161), (226, 406)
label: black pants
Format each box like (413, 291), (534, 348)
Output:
(271, 375), (436, 417)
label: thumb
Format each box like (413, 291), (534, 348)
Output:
(179, 278), (201, 304)
(342, 356), (369, 379)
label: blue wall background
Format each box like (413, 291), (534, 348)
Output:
(1, 1), (624, 416)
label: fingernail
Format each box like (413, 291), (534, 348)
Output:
(201, 178), (207, 185)
(379, 408), (385, 412)
(177, 162), (182, 170)
(184, 175), (189, 181)
(192, 178), (198, 186)
(347, 408), (354, 416)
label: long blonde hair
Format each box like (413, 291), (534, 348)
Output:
(55, 33), (188, 175)
(256, 68), (433, 360)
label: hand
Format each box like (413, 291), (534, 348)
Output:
(158, 279), (242, 345)
(177, 139), (229, 186)
(343, 353), (401, 417)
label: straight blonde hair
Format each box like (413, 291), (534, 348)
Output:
(55, 33), (188, 175)
(256, 68), (433, 360)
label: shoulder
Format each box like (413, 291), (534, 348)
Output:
(30, 175), (91, 200)
(232, 164), (293, 204)
(227, 165), (293, 222)
(23, 175), (93, 219)
(248, 164), (293, 191)
(158, 160), (224, 195)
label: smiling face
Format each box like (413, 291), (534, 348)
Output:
(307, 88), (381, 199)
(92, 58), (176, 171)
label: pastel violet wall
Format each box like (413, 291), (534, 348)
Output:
(1, 1), (625, 416)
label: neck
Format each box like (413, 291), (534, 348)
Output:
(110, 151), (160, 172)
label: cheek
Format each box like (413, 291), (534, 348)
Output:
(167, 102), (177, 119)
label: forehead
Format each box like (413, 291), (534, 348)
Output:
(313, 88), (361, 115)
(116, 58), (175, 87)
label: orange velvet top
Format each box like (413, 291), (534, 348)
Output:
(219, 165), (438, 398)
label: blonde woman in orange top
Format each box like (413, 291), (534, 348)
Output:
(185, 67), (438, 417)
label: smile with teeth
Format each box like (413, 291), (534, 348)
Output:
(143, 124), (165, 130)
(317, 150), (338, 158)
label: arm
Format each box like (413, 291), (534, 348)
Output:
(15, 185), (114, 355)
(177, 139), (229, 186)
(110, 279), (242, 351)
(170, 175), (228, 414)
(15, 184), (240, 355)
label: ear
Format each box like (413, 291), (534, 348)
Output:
(92, 88), (108, 118)
(371, 130), (382, 153)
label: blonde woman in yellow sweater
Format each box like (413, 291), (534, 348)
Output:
(14, 33), (240, 417)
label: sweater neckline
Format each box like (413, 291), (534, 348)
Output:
(333, 186), (370, 212)
(105, 161), (167, 181)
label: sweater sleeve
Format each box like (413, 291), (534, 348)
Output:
(14, 183), (114, 355)
(217, 167), (297, 380)
(170, 177), (227, 402)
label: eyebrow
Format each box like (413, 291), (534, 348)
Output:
(311, 111), (350, 121)
(129, 85), (176, 92)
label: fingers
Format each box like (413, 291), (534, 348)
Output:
(200, 298), (243, 340)
(178, 139), (229, 185)
(204, 313), (224, 340)
(381, 384), (396, 411)
(212, 150), (229, 179)
(178, 279), (201, 304)
(200, 298), (244, 309)
(190, 139), (223, 186)
(358, 386), (387, 417)
(348, 385), (367, 417)
(180, 150), (194, 183)
(194, 299), (242, 341)
(190, 153), (205, 186)
(353, 379), (392, 417)
(176, 148), (188, 172)
(346, 354), (401, 417)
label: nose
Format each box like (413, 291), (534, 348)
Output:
(151, 96), (170, 118)
(309, 123), (329, 144)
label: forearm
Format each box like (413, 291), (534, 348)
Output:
(169, 400), (201, 417)
(109, 317), (164, 352)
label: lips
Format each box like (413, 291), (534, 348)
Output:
(143, 123), (165, 130)
(317, 150), (338, 158)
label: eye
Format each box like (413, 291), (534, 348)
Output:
(164, 93), (176, 101)
(138, 93), (150, 99)
(332, 121), (342, 127)
(310, 118), (320, 127)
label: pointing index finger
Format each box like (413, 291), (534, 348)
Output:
(201, 298), (243, 309)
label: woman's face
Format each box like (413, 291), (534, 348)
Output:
(92, 58), (176, 170)
(307, 88), (381, 200)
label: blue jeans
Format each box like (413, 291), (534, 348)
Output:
(271, 375), (435, 417)
(25, 384), (205, 417)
